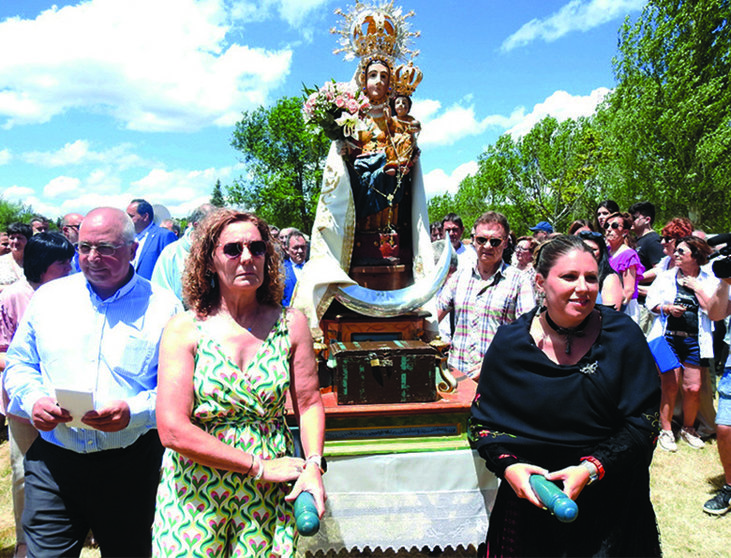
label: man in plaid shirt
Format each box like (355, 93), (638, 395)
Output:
(437, 211), (535, 380)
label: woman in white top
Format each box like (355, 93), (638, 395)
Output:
(646, 236), (719, 451)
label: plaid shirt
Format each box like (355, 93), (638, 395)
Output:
(437, 261), (535, 377)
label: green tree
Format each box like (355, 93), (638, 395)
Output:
(0, 198), (33, 231)
(436, 116), (604, 234)
(228, 96), (330, 231)
(597, 0), (731, 230)
(210, 179), (225, 207)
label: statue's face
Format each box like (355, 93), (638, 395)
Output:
(365, 62), (389, 103)
(394, 96), (410, 117)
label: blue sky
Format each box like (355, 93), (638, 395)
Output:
(0, 0), (646, 220)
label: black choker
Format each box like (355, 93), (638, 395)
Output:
(543, 311), (593, 355)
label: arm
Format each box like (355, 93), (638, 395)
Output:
(601, 273), (623, 311)
(155, 312), (304, 483)
(285, 308), (326, 516)
(707, 278), (731, 321)
(681, 273), (720, 313)
(620, 266), (637, 305)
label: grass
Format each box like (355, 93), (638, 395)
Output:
(1, 428), (729, 557)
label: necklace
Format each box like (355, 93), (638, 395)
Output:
(543, 310), (593, 355)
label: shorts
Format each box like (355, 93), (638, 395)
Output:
(665, 333), (701, 367)
(717, 367), (731, 427)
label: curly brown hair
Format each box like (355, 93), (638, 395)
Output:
(183, 209), (283, 317)
(661, 217), (694, 240)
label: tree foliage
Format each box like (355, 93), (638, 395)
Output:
(436, 0), (731, 234)
(429, 116), (604, 235)
(0, 199), (33, 231)
(228, 96), (330, 231)
(597, 0), (731, 230)
(210, 179), (225, 207)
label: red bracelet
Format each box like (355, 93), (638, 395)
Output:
(580, 456), (605, 481)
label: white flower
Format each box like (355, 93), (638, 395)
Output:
(335, 112), (360, 139)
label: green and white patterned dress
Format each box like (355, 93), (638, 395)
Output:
(153, 311), (297, 557)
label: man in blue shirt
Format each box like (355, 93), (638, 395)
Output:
(3, 207), (181, 557)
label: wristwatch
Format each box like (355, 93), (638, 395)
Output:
(304, 454), (327, 474)
(580, 460), (599, 485)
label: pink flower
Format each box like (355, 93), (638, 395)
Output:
(346, 99), (359, 114)
(335, 96), (345, 108)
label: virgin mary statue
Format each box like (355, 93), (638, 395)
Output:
(293, 1), (436, 338)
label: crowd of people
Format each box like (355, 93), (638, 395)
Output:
(0, 196), (729, 557)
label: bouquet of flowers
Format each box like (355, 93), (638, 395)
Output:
(303, 81), (370, 141)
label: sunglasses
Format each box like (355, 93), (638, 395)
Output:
(473, 236), (503, 248)
(603, 221), (624, 231)
(674, 247), (689, 256)
(661, 236), (675, 243)
(221, 240), (267, 259)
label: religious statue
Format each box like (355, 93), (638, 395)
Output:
(293, 1), (449, 337)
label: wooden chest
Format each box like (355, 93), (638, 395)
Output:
(330, 340), (438, 405)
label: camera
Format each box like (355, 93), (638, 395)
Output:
(708, 233), (731, 279)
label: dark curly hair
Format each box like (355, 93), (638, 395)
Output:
(183, 209), (282, 317)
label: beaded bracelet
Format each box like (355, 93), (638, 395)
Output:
(580, 456), (605, 481)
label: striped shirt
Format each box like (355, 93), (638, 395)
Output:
(437, 261), (535, 377)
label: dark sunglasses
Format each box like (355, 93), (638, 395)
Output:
(577, 230), (603, 241)
(473, 236), (503, 248)
(221, 240), (267, 259)
(661, 236), (675, 243)
(603, 221), (623, 231)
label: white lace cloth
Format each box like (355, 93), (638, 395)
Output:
(297, 449), (497, 554)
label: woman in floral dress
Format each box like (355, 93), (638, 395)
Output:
(153, 209), (325, 557)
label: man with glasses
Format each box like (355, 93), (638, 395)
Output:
(3, 207), (181, 557)
(437, 211), (535, 380)
(61, 212), (84, 273)
(282, 230), (308, 306)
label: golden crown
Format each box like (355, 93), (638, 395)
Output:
(392, 61), (422, 96)
(331, 1), (420, 71)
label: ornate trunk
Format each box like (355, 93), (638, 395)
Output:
(330, 340), (438, 405)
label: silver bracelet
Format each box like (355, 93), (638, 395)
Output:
(253, 455), (264, 481)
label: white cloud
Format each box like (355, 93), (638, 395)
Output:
(423, 161), (479, 199)
(130, 164), (245, 216)
(0, 0), (296, 131)
(1, 162), (245, 219)
(0, 149), (10, 165)
(43, 176), (82, 198)
(22, 140), (150, 169)
(506, 87), (610, 138)
(501, 0), (646, 52)
(414, 99), (525, 147)
(3, 185), (35, 199)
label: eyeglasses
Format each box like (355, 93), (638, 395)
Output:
(515, 246), (533, 253)
(64, 224), (80, 231)
(220, 240), (267, 259)
(473, 236), (504, 248)
(603, 222), (624, 231)
(674, 247), (689, 256)
(77, 242), (128, 256)
(661, 236), (675, 243)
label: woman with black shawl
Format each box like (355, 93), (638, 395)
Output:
(469, 235), (661, 557)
